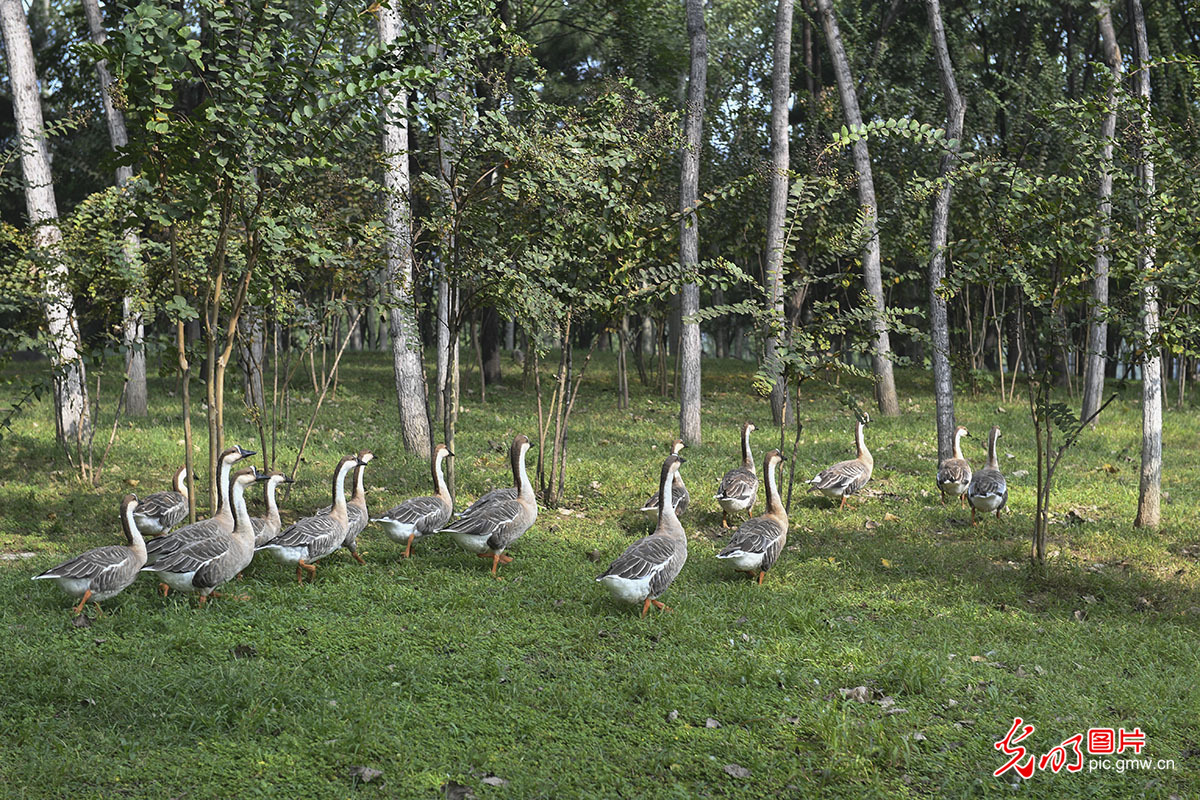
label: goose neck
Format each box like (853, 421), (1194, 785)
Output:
(763, 459), (785, 519)
(122, 502), (146, 554)
(742, 427), (755, 472)
(434, 452), (451, 502)
(230, 479), (253, 541)
(514, 445), (533, 501)
(856, 422), (872, 465)
(952, 429), (965, 460)
(332, 461), (354, 512)
(656, 465), (681, 533)
(987, 430), (1000, 470)
(215, 458), (234, 522)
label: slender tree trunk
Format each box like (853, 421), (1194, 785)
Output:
(81, 0), (146, 417)
(1129, 0), (1161, 527)
(925, 0), (964, 460)
(379, 4), (432, 457)
(1, 0), (90, 444)
(1082, 4), (1122, 425)
(237, 306), (266, 409)
(765, 0), (795, 426)
(481, 306), (502, 385)
(678, 0), (707, 445)
(815, 0), (900, 416)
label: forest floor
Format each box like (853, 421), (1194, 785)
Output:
(0, 352), (1197, 799)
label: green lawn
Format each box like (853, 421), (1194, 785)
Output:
(1, 353), (1197, 798)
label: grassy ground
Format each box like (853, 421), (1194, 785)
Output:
(1, 352), (1197, 799)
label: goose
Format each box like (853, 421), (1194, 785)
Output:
(639, 439), (689, 516)
(936, 425), (973, 506)
(808, 416), (873, 509)
(717, 449), (788, 584)
(251, 470), (294, 548)
(141, 467), (268, 606)
(131, 466), (189, 537)
(967, 425), (1008, 524)
(596, 453), (688, 616)
(372, 444), (453, 559)
(144, 445), (254, 573)
(316, 450), (374, 565)
(256, 454), (363, 584)
(440, 434), (537, 578)
(715, 422), (758, 528)
(32, 494), (148, 615)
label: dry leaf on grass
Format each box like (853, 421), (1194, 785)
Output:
(348, 766), (382, 784)
(723, 764), (751, 779)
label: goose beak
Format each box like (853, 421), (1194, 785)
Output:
(447, 450), (455, 457)
(283, 476), (295, 484)
(237, 446), (256, 458)
(254, 472), (271, 482)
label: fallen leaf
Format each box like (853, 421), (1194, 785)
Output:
(883, 512), (900, 522)
(723, 764), (751, 779)
(481, 775), (508, 787)
(839, 686), (871, 703)
(705, 717), (721, 728)
(864, 519), (879, 530)
(969, 655), (986, 662)
(1073, 609), (1087, 622)
(443, 781), (475, 800)
(348, 766), (382, 784)
(880, 558), (892, 568)
(912, 731), (927, 742)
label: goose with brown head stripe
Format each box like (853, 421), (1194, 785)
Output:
(967, 426), (1008, 524)
(936, 426), (973, 507)
(33, 495), (148, 615)
(440, 435), (537, 578)
(257, 454), (364, 583)
(597, 453), (688, 616)
(718, 450), (788, 584)
(808, 416), (873, 509)
(373, 444), (454, 559)
(142, 467), (268, 605)
(715, 422), (758, 528)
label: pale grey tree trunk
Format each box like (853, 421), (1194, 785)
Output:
(378, 5), (432, 457)
(81, 0), (146, 416)
(1129, 0), (1161, 527)
(765, 0), (794, 426)
(1082, 4), (1122, 425)
(815, 0), (900, 416)
(237, 308), (266, 409)
(925, 0), (964, 460)
(1, 0), (90, 444)
(678, 0), (707, 445)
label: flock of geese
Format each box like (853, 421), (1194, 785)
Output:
(31, 418), (1009, 618)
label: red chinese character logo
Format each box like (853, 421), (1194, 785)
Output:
(995, 717), (1036, 778)
(1039, 733), (1084, 774)
(1087, 728), (1116, 755)
(1118, 727), (1146, 754)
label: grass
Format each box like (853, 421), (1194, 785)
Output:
(1, 352), (1198, 798)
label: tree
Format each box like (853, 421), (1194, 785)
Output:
(814, 0), (899, 417)
(0, 0), (91, 447)
(1129, 0), (1161, 528)
(764, 0), (794, 426)
(925, 0), (964, 460)
(378, 1), (433, 457)
(1080, 4), (1122, 427)
(678, 0), (707, 445)
(80, 0), (146, 417)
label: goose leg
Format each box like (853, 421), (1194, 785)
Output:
(403, 534), (415, 559)
(295, 565), (305, 585)
(72, 590), (93, 616)
(971, 507), (977, 526)
(757, 571), (765, 585)
(159, 583), (170, 597)
(747, 508), (754, 519)
(641, 597), (652, 618)
(490, 552), (504, 579)
(839, 495), (847, 511)
(650, 599), (673, 613)
(722, 512), (729, 529)
(297, 559), (317, 583)
(350, 548), (366, 566)
(940, 492), (947, 506)
(198, 594), (207, 608)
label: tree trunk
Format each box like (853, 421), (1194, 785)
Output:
(678, 0), (707, 446)
(815, 0), (900, 416)
(237, 306), (266, 409)
(481, 306), (502, 385)
(1129, 0), (1161, 528)
(925, 0), (964, 460)
(765, 0), (794, 426)
(1082, 3), (1122, 425)
(0, 0), (89, 444)
(81, 0), (146, 417)
(379, 4), (432, 457)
